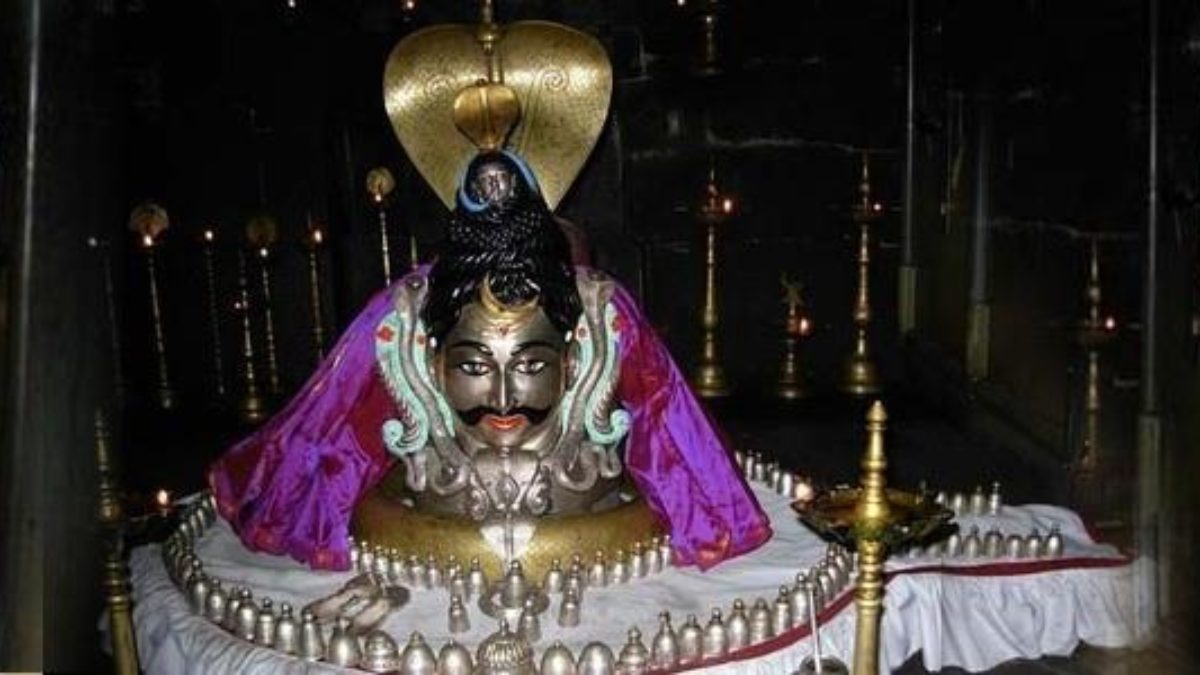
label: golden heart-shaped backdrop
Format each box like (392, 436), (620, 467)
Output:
(383, 21), (612, 211)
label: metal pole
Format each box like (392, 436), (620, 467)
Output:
(898, 0), (918, 334)
(1134, 0), (1163, 640)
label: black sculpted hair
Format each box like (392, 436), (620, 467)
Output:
(422, 151), (582, 345)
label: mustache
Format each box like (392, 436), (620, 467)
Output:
(456, 405), (551, 427)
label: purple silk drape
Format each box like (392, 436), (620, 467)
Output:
(209, 269), (770, 571)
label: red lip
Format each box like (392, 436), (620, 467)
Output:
(484, 415), (526, 431)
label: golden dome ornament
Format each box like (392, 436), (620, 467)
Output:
(383, 14), (612, 210)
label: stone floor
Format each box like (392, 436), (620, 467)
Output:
(117, 379), (1198, 673)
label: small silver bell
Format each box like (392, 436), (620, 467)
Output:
(500, 560), (530, 609)
(924, 539), (945, 557)
(235, 593), (259, 641)
(728, 598), (751, 650)
(657, 535), (673, 568)
(945, 531), (963, 557)
(748, 598), (774, 644)
(815, 565), (837, 599)
(963, 526), (983, 558)
(950, 492), (967, 515)
(467, 557), (488, 598)
(617, 627), (650, 674)
(773, 586), (794, 635)
(906, 544), (923, 559)
(558, 588), (581, 628)
(360, 630), (402, 673)
(373, 546), (391, 578)
(702, 609), (728, 658)
(779, 471), (795, 497)
(651, 611), (679, 669)
(734, 449), (746, 469)
(1045, 526), (1064, 558)
(327, 616), (362, 668)
(437, 639), (473, 675)
(1005, 534), (1024, 558)
(274, 602), (298, 655)
(588, 551), (609, 588)
(787, 581), (809, 629)
(1024, 530), (1044, 558)
(768, 464), (782, 490)
(984, 528), (1004, 558)
(390, 553), (407, 586)
(360, 546), (376, 575)
(203, 579), (227, 624)
(349, 541), (361, 570)
(222, 587), (245, 632)
(397, 631), (436, 675)
(540, 640), (576, 675)
(253, 598), (276, 647)
(409, 555), (427, 588)
(630, 542), (648, 580)
(425, 553), (442, 589)
(742, 453), (757, 480)
(448, 594), (471, 634)
(447, 569), (469, 600)
(644, 538), (663, 575)
(298, 609), (325, 662)
(608, 550), (631, 585)
(518, 597), (541, 643)
(187, 572), (210, 615)
(543, 559), (565, 594)
(577, 641), (616, 675)
(969, 485), (987, 516)
(564, 569), (586, 600)
(677, 615), (703, 664)
(751, 458), (767, 482)
(987, 481), (1003, 515)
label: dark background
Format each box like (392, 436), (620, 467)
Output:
(2, 0), (1199, 672)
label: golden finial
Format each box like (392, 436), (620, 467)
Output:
(453, 81), (521, 152)
(855, 401), (892, 535)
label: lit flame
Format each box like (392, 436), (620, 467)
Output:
(203, 229), (214, 242)
(676, 0), (686, 6)
(799, 317), (812, 336)
(312, 229), (324, 245)
(258, 247), (268, 259)
(721, 197), (734, 214)
(1103, 316), (1117, 331)
(155, 489), (171, 509)
(402, 0), (416, 9)
(141, 234), (154, 248)
(872, 202), (883, 213)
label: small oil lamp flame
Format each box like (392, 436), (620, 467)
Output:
(258, 247), (269, 259)
(721, 197), (734, 215)
(203, 229), (214, 242)
(402, 0), (416, 10)
(312, 229), (324, 245)
(1103, 315), (1117, 332)
(141, 234), (154, 248)
(798, 316), (812, 336)
(872, 202), (883, 213)
(155, 489), (171, 511)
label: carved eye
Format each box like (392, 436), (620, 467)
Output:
(457, 361), (492, 376)
(513, 360), (547, 375)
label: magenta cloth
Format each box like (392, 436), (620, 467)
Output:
(209, 268), (771, 571)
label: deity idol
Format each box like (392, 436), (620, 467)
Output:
(207, 16), (770, 579)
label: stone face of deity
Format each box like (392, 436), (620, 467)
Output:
(437, 298), (568, 455)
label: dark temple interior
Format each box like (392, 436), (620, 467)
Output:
(2, 0), (1199, 672)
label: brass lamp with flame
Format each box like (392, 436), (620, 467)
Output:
(840, 154), (884, 396)
(776, 274), (813, 400)
(690, 166), (734, 398)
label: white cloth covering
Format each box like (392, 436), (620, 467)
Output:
(127, 485), (1133, 674)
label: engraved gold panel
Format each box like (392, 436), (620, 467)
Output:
(383, 21), (612, 210)
(351, 485), (663, 580)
